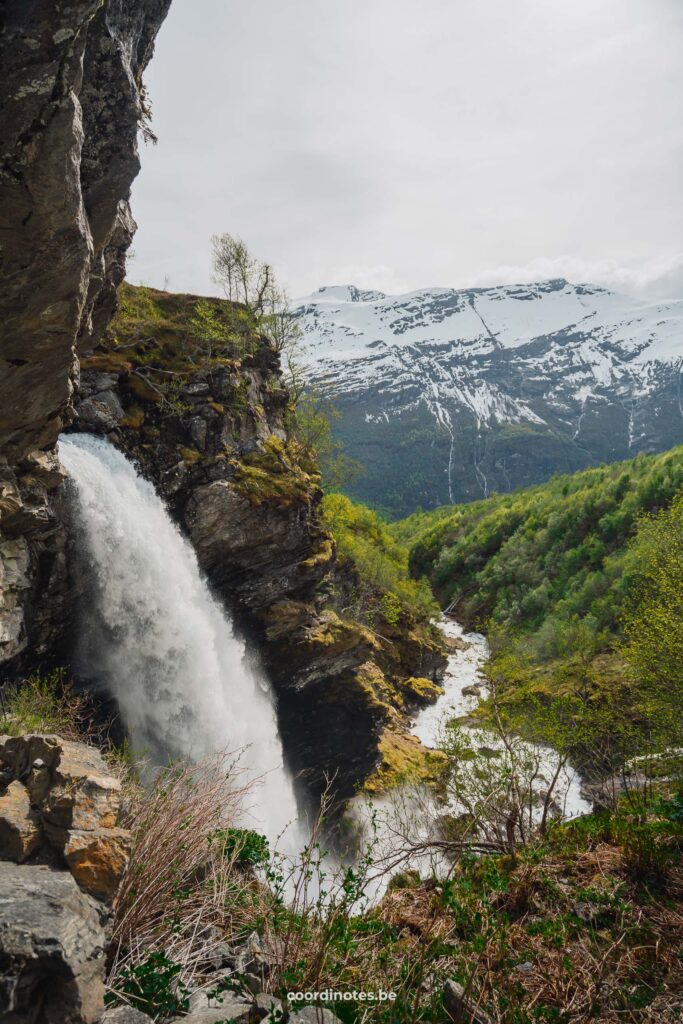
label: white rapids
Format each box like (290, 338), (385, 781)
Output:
(410, 617), (591, 820)
(59, 432), (299, 843)
(350, 616), (591, 897)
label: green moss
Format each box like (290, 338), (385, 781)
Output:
(121, 406), (145, 429)
(306, 611), (378, 658)
(128, 374), (162, 404)
(232, 435), (319, 508)
(400, 676), (444, 706)
(179, 447), (202, 465)
(364, 728), (446, 793)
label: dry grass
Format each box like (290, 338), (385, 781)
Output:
(103, 750), (683, 1023)
(108, 751), (262, 994)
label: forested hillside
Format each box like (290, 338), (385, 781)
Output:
(396, 448), (683, 764)
(402, 446), (683, 642)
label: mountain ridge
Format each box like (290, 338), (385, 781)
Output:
(295, 278), (683, 516)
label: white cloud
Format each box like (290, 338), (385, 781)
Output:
(321, 264), (409, 296)
(457, 254), (683, 300)
(132, 0), (683, 300)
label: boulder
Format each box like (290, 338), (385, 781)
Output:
(253, 993), (288, 1021)
(401, 676), (445, 707)
(44, 740), (122, 831)
(0, 861), (106, 1023)
(64, 827), (131, 900)
(0, 779), (42, 861)
(291, 1008), (341, 1024)
(171, 1000), (252, 1024)
(99, 1008), (151, 1024)
(461, 684), (481, 698)
(0, 733), (62, 782)
(443, 979), (492, 1024)
(76, 392), (125, 434)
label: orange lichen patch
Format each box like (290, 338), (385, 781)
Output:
(65, 827), (131, 899)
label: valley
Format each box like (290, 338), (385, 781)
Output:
(0, 4), (681, 1022)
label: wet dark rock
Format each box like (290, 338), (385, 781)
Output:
(0, 0), (171, 674)
(0, 862), (107, 1023)
(76, 392), (126, 434)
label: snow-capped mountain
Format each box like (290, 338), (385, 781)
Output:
(293, 279), (683, 517)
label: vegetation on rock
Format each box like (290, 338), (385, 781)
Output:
(323, 493), (439, 629)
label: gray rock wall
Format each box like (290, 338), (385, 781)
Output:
(0, 0), (171, 672)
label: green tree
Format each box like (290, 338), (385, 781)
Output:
(621, 493), (683, 748)
(292, 388), (363, 490)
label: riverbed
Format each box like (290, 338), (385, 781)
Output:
(411, 616), (591, 821)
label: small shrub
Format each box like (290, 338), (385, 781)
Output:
(0, 670), (89, 738)
(657, 792), (683, 824)
(616, 819), (678, 884)
(211, 827), (270, 868)
(105, 951), (189, 1017)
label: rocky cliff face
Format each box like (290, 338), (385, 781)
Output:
(70, 285), (446, 808)
(0, 733), (129, 1021)
(0, 0), (444, 813)
(0, 0), (171, 672)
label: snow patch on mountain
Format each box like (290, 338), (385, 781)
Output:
(295, 279), (683, 431)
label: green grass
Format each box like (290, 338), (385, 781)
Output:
(0, 670), (89, 738)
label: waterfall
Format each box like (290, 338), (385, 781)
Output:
(58, 433), (299, 842)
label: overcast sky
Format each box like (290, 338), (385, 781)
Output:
(130, 0), (683, 300)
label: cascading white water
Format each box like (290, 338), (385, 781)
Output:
(59, 432), (299, 842)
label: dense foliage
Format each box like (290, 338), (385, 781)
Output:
(621, 492), (683, 739)
(393, 447), (683, 774)
(401, 447), (683, 652)
(322, 493), (439, 628)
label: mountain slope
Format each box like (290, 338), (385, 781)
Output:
(396, 445), (683, 766)
(295, 279), (683, 517)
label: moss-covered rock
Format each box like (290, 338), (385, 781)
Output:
(364, 729), (446, 794)
(400, 676), (445, 707)
(70, 283), (446, 813)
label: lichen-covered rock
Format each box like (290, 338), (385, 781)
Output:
(44, 740), (122, 831)
(0, 780), (42, 862)
(0, 734), (130, 899)
(0, 861), (107, 1023)
(64, 826), (131, 900)
(0, 0), (171, 675)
